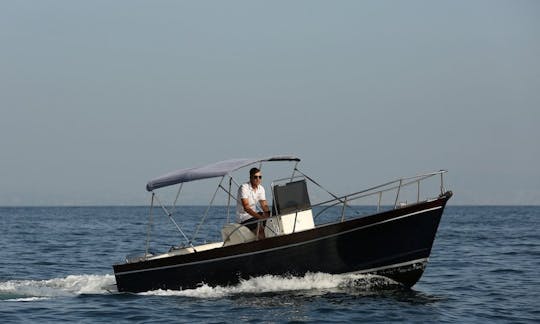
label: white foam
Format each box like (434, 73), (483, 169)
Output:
(5, 297), (50, 302)
(1, 272), (399, 301)
(141, 272), (399, 298)
(0, 274), (116, 301)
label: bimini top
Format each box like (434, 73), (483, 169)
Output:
(146, 155), (300, 191)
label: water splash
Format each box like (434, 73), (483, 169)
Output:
(0, 274), (115, 301)
(141, 272), (401, 298)
(1, 272), (401, 301)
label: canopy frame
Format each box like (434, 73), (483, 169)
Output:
(143, 156), (301, 255)
(140, 155), (448, 261)
(146, 156), (300, 191)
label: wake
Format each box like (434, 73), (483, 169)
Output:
(0, 274), (115, 301)
(142, 272), (401, 298)
(1, 272), (400, 301)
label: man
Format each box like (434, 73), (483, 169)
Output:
(236, 167), (270, 239)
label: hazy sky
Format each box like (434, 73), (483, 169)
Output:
(1, 1), (539, 205)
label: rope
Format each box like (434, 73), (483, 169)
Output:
(295, 168), (360, 217)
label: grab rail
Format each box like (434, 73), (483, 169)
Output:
(220, 170), (447, 244)
(312, 170), (448, 221)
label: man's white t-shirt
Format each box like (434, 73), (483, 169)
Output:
(236, 183), (266, 223)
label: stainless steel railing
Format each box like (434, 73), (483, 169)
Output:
(231, 170), (448, 241)
(311, 170), (448, 221)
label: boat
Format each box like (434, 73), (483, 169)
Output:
(113, 156), (452, 293)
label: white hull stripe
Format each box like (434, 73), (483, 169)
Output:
(348, 257), (429, 275)
(116, 206), (442, 276)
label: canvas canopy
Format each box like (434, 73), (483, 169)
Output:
(146, 155), (300, 191)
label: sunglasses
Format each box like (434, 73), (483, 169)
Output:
(252, 175), (262, 179)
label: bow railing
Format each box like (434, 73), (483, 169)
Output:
(311, 170), (448, 221)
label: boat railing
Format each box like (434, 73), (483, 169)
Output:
(145, 166), (447, 252)
(310, 170), (448, 222)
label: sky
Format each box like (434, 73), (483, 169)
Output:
(1, 1), (539, 205)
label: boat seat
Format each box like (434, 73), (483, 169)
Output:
(221, 223), (257, 246)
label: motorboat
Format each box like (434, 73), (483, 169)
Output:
(113, 156), (452, 293)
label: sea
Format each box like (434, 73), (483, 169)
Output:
(0, 206), (538, 323)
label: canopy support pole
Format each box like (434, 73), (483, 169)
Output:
(290, 161), (299, 182)
(170, 183), (183, 215)
(144, 193), (155, 259)
(226, 177), (232, 224)
(192, 176), (225, 243)
(153, 193), (193, 248)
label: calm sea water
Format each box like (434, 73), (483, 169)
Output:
(1, 206), (538, 323)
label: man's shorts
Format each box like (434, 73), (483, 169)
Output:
(240, 213), (266, 231)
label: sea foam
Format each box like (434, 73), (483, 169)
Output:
(141, 272), (400, 298)
(1, 272), (399, 301)
(0, 274), (115, 301)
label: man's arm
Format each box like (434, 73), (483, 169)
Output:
(259, 200), (270, 217)
(241, 198), (266, 219)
